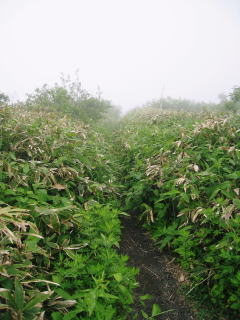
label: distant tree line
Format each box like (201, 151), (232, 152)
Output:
(220, 87), (240, 112)
(0, 92), (9, 106)
(1, 83), (240, 120)
(144, 97), (215, 112)
(26, 75), (114, 123)
(0, 74), (120, 124)
(142, 87), (240, 113)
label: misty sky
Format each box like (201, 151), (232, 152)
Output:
(0, 0), (240, 111)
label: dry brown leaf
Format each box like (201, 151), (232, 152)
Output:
(52, 184), (66, 190)
(234, 188), (239, 196)
(175, 177), (185, 185)
(178, 274), (185, 282)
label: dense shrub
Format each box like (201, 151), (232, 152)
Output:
(117, 109), (240, 319)
(0, 106), (137, 319)
(26, 79), (112, 123)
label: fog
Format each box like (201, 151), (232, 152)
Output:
(0, 0), (240, 112)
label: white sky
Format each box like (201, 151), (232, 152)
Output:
(0, 0), (240, 111)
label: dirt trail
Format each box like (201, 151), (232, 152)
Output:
(120, 215), (198, 320)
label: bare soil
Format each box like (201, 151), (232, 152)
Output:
(120, 214), (198, 320)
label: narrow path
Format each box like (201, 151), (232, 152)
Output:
(120, 214), (198, 320)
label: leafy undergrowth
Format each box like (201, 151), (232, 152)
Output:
(2, 104), (240, 319)
(0, 107), (137, 319)
(116, 109), (240, 319)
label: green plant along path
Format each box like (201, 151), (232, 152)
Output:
(116, 110), (240, 319)
(1, 105), (240, 319)
(0, 107), (137, 320)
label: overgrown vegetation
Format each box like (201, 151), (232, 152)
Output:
(1, 83), (240, 319)
(0, 106), (137, 319)
(26, 76), (114, 123)
(117, 108), (240, 319)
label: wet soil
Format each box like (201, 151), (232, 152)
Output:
(120, 214), (198, 320)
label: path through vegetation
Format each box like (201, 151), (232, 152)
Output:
(2, 104), (239, 319)
(120, 215), (197, 320)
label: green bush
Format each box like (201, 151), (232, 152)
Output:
(117, 110), (240, 319)
(0, 92), (9, 106)
(26, 78), (112, 123)
(0, 106), (137, 319)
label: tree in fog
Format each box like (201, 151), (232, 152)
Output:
(0, 92), (9, 106)
(222, 86), (240, 112)
(26, 75), (112, 122)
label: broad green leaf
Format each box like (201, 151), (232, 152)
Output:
(14, 279), (24, 311)
(23, 293), (50, 311)
(113, 273), (122, 282)
(141, 310), (149, 319)
(151, 303), (161, 317)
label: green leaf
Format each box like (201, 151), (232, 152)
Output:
(140, 294), (152, 301)
(151, 304), (161, 317)
(141, 310), (149, 319)
(23, 293), (50, 311)
(23, 164), (30, 174)
(14, 279), (24, 311)
(85, 290), (97, 316)
(113, 273), (122, 282)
